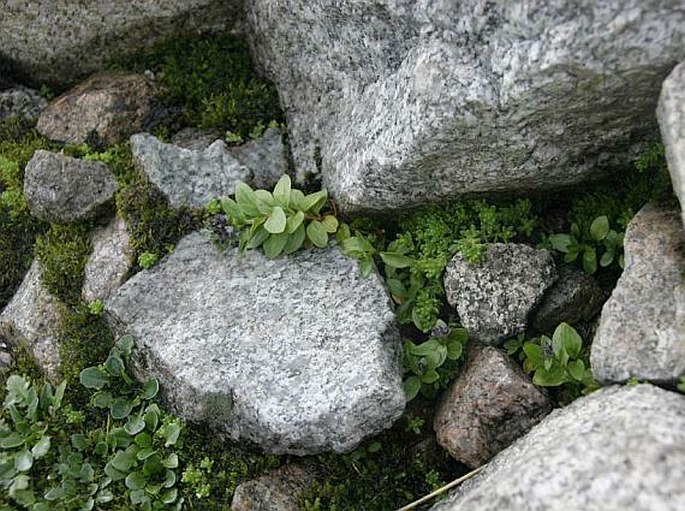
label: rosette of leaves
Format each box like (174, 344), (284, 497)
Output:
(216, 175), (339, 258)
(402, 321), (469, 401)
(547, 215), (624, 274)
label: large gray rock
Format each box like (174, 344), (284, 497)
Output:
(592, 203), (685, 385)
(0, 260), (64, 383)
(0, 85), (47, 121)
(431, 384), (685, 511)
(434, 344), (551, 468)
(0, 1), (240, 88)
(130, 133), (251, 209)
(105, 232), (404, 455)
(444, 244), (557, 345)
(23, 150), (118, 222)
(246, 2), (685, 212)
(659, 61), (685, 230)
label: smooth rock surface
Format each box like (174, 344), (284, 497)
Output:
(659, 61), (685, 230)
(531, 265), (606, 333)
(592, 203), (685, 385)
(246, 2), (685, 212)
(444, 244), (557, 345)
(24, 150), (118, 222)
(130, 133), (251, 208)
(435, 344), (551, 467)
(230, 127), (289, 190)
(37, 73), (157, 146)
(0, 85), (47, 121)
(231, 464), (318, 511)
(0, 1), (240, 88)
(82, 216), (134, 303)
(431, 384), (685, 511)
(105, 231), (404, 455)
(0, 260), (63, 383)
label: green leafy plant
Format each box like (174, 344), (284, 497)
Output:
(547, 215), (624, 274)
(138, 252), (159, 270)
(216, 175), (339, 259)
(402, 321), (469, 401)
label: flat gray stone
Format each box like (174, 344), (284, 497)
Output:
(444, 244), (557, 345)
(82, 216), (134, 303)
(0, 1), (241, 88)
(23, 150), (118, 222)
(246, 2), (685, 212)
(659, 61), (685, 230)
(0, 85), (47, 121)
(592, 203), (685, 385)
(0, 260), (64, 383)
(105, 231), (404, 455)
(431, 384), (685, 511)
(130, 133), (251, 209)
(435, 344), (551, 468)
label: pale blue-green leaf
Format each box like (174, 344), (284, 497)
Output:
(80, 367), (110, 390)
(286, 210), (305, 234)
(263, 232), (289, 258)
(14, 450), (33, 472)
(321, 215), (339, 233)
(234, 181), (260, 216)
(273, 174), (291, 207)
(31, 436), (50, 459)
(306, 220), (328, 248)
(284, 225), (306, 254)
(403, 376), (421, 401)
(590, 215), (610, 241)
(140, 379), (159, 400)
(264, 206), (287, 234)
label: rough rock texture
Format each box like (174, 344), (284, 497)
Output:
(659, 61), (685, 230)
(592, 203), (685, 385)
(130, 133), (251, 208)
(23, 150), (118, 222)
(231, 127), (288, 190)
(82, 216), (134, 303)
(530, 265), (606, 333)
(431, 384), (685, 511)
(0, 1), (241, 88)
(444, 244), (557, 345)
(37, 73), (157, 146)
(231, 464), (318, 511)
(434, 344), (551, 467)
(170, 128), (223, 152)
(0, 85), (47, 121)
(246, 2), (685, 212)
(0, 260), (63, 383)
(105, 231), (404, 455)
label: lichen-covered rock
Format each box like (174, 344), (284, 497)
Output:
(444, 244), (557, 345)
(130, 133), (251, 209)
(434, 344), (551, 468)
(23, 150), (118, 223)
(659, 61), (685, 230)
(530, 265), (606, 333)
(230, 127), (289, 190)
(431, 384), (685, 511)
(0, 1), (240, 88)
(0, 260), (64, 382)
(591, 203), (685, 385)
(0, 85), (47, 121)
(246, 2), (685, 212)
(105, 231), (404, 455)
(231, 464), (318, 511)
(37, 73), (157, 146)
(82, 216), (134, 303)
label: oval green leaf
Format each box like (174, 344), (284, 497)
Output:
(79, 367), (110, 390)
(403, 376), (421, 401)
(264, 206), (287, 234)
(14, 450), (33, 472)
(284, 224), (306, 254)
(286, 210), (305, 234)
(140, 379), (159, 400)
(110, 398), (133, 420)
(273, 175), (291, 207)
(263, 232), (289, 258)
(590, 215), (610, 241)
(380, 252), (414, 269)
(125, 471), (147, 491)
(306, 220), (328, 248)
(321, 215), (339, 233)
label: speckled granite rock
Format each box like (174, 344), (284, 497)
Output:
(82, 216), (134, 303)
(130, 133), (251, 209)
(0, 85), (47, 121)
(105, 231), (404, 455)
(24, 150), (118, 222)
(444, 244), (557, 345)
(0, 260), (64, 383)
(246, 2), (685, 212)
(231, 464), (318, 511)
(659, 61), (685, 230)
(431, 384), (685, 511)
(230, 127), (288, 190)
(37, 73), (157, 146)
(0, 1), (240, 88)
(592, 204), (685, 385)
(434, 344), (551, 467)
(531, 265), (606, 333)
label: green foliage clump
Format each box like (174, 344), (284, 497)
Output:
(124, 33), (282, 137)
(213, 175), (339, 258)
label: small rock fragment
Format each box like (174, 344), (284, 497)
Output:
(0, 85), (47, 121)
(231, 464), (318, 511)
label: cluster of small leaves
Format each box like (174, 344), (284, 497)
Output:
(402, 320), (469, 401)
(505, 323), (599, 397)
(546, 215), (624, 274)
(211, 175), (339, 258)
